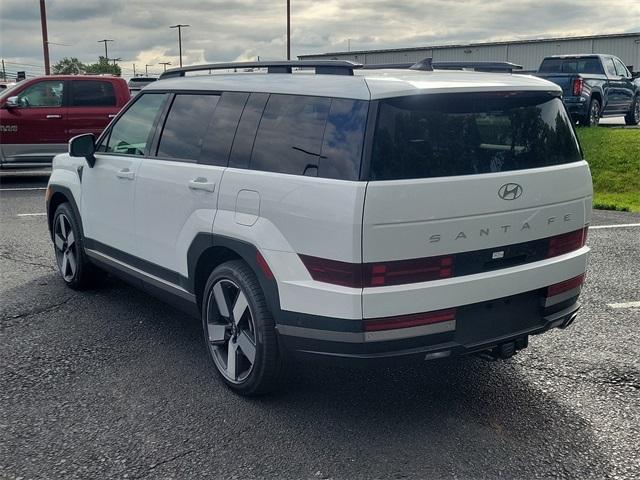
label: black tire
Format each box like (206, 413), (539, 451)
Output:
(580, 98), (601, 127)
(624, 96), (640, 125)
(202, 260), (281, 396)
(52, 203), (102, 290)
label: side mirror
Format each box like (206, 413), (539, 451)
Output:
(69, 133), (96, 167)
(4, 96), (19, 108)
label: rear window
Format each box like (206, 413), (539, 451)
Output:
(539, 57), (604, 74)
(370, 92), (582, 181)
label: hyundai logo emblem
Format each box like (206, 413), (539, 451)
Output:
(498, 183), (523, 200)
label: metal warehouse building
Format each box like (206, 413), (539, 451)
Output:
(299, 32), (640, 72)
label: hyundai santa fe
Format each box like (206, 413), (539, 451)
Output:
(45, 60), (592, 395)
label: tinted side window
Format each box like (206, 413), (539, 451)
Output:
(229, 93), (269, 169)
(105, 93), (166, 156)
(70, 81), (116, 106)
(319, 99), (368, 180)
(157, 94), (220, 162)
(200, 92), (249, 166)
(251, 94), (330, 176)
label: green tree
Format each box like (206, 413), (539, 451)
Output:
(52, 57), (86, 74)
(84, 56), (122, 76)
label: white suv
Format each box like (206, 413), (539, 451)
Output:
(46, 60), (592, 395)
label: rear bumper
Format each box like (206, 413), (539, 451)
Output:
(562, 96), (589, 118)
(276, 289), (581, 366)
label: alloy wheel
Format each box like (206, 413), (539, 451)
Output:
(205, 279), (257, 384)
(54, 214), (77, 282)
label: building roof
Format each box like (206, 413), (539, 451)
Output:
(147, 68), (561, 100)
(299, 32), (640, 58)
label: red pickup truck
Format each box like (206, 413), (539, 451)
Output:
(0, 75), (130, 168)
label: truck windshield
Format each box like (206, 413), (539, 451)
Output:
(370, 92), (582, 181)
(539, 57), (604, 74)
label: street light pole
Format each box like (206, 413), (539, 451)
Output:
(286, 0), (291, 60)
(39, 0), (50, 75)
(98, 39), (114, 60)
(159, 62), (172, 72)
(169, 24), (190, 68)
(145, 64), (153, 76)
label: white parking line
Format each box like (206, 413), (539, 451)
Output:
(590, 223), (640, 229)
(16, 213), (47, 217)
(0, 187), (47, 192)
(607, 301), (640, 309)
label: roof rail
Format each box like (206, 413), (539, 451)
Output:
(363, 58), (523, 73)
(159, 60), (363, 79)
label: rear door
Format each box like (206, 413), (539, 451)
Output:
(361, 91), (591, 291)
(612, 57), (634, 112)
(132, 92), (246, 278)
(67, 79), (119, 140)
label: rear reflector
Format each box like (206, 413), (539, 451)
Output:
(364, 308), (456, 332)
(256, 251), (274, 279)
(546, 273), (586, 297)
(547, 227), (588, 258)
(299, 254), (454, 288)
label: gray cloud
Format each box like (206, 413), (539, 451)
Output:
(1, 0), (638, 77)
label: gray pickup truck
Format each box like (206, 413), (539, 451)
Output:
(535, 54), (639, 126)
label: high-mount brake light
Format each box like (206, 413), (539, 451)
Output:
(299, 254), (454, 288)
(363, 308), (457, 332)
(547, 227), (588, 258)
(572, 78), (584, 96)
(546, 273), (586, 297)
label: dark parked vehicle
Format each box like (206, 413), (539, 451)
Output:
(0, 75), (130, 168)
(535, 54), (640, 126)
(127, 76), (157, 96)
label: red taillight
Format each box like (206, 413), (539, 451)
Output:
(298, 255), (362, 288)
(299, 254), (454, 288)
(364, 308), (456, 332)
(547, 227), (588, 258)
(546, 273), (586, 297)
(363, 255), (453, 287)
(572, 78), (584, 96)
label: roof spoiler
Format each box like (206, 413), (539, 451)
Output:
(159, 60), (363, 79)
(363, 58), (523, 73)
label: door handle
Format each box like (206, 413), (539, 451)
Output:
(116, 168), (135, 180)
(188, 177), (215, 192)
(46, 114), (62, 119)
(108, 114), (117, 118)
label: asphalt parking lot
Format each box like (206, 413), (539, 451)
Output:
(1, 173), (639, 480)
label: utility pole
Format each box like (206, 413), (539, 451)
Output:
(97, 39), (114, 60)
(133, 64), (136, 76)
(1, 59), (6, 81)
(159, 62), (171, 72)
(286, 0), (291, 60)
(169, 24), (190, 67)
(348, 38), (351, 52)
(39, 0), (50, 75)
(145, 64), (153, 76)
(111, 57), (122, 66)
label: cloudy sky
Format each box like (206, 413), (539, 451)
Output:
(1, 0), (639, 77)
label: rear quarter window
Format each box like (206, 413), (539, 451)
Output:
(369, 92), (582, 181)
